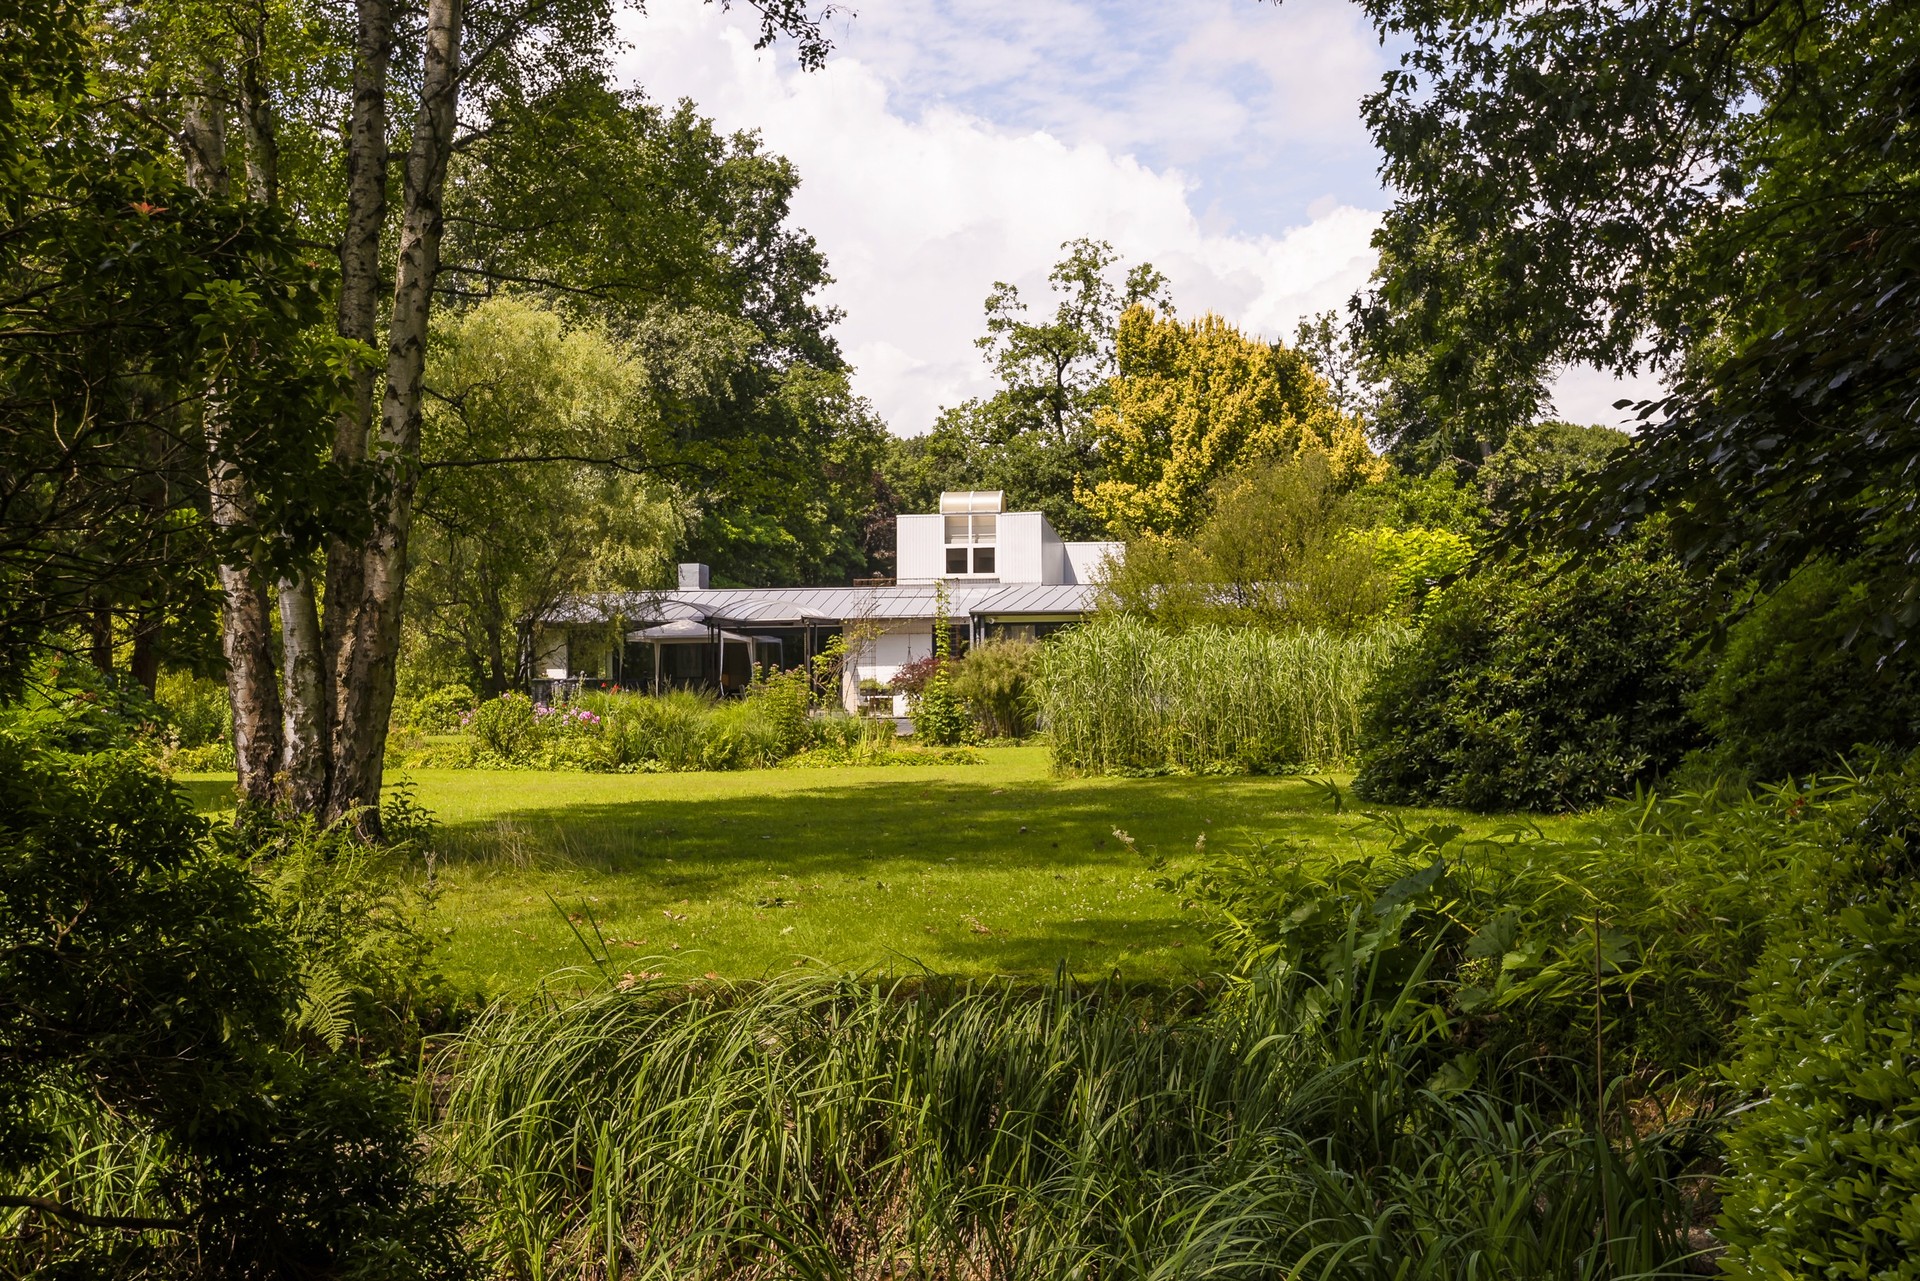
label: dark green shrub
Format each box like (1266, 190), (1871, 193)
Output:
(1693, 559), (1920, 782)
(408, 683), (477, 734)
(0, 731), (471, 1277)
(1717, 764), (1920, 1279)
(1353, 549), (1702, 811)
(1156, 776), (1831, 1076)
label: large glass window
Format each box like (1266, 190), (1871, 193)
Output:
(972, 546), (995, 574)
(946, 547), (969, 574)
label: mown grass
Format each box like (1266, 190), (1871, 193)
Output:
(177, 746), (1582, 993)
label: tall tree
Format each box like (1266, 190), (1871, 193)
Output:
(1349, 0), (1919, 635)
(1083, 307), (1382, 537)
(119, 0), (835, 826)
(409, 297), (681, 694)
(887, 239), (1169, 542)
(0, 6), (345, 705)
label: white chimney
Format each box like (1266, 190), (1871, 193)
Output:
(677, 562), (710, 590)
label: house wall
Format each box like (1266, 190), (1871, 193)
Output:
(535, 629), (568, 679)
(896, 514), (943, 583)
(1064, 541), (1122, 585)
(846, 620), (936, 713)
(997, 512), (1044, 583)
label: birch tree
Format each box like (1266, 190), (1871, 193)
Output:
(135, 0), (835, 829)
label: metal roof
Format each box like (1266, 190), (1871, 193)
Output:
(970, 583), (1101, 616)
(547, 580), (1098, 627)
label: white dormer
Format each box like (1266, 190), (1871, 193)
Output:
(897, 491), (1120, 586)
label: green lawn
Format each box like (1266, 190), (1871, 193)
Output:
(178, 747), (1565, 994)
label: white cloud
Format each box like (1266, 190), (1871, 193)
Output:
(612, 0), (1658, 439)
(612, 0), (1383, 434)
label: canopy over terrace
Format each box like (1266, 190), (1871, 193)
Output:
(539, 581), (1101, 704)
(625, 618), (786, 695)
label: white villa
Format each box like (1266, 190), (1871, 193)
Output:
(535, 492), (1120, 715)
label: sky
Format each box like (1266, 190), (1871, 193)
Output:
(611, 0), (1657, 436)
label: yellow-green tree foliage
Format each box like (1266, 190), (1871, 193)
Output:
(1082, 306), (1384, 535)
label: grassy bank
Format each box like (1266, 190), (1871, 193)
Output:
(178, 746), (1574, 992)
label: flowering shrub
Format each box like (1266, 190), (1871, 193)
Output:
(469, 693), (538, 762)
(533, 703), (602, 737)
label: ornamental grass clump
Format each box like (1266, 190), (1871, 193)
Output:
(1034, 615), (1405, 775)
(423, 962), (1706, 1281)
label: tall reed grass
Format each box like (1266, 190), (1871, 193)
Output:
(1034, 616), (1405, 775)
(423, 961), (1707, 1280)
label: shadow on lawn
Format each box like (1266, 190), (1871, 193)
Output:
(433, 773), (1340, 880)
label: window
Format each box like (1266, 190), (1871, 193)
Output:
(946, 547), (969, 574)
(943, 512), (997, 544)
(972, 546), (995, 574)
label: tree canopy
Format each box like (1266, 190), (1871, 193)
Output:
(1084, 306), (1382, 538)
(1350, 0), (1918, 639)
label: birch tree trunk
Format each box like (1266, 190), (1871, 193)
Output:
(326, 0), (463, 830)
(321, 0), (392, 814)
(236, 29), (332, 812)
(182, 75), (284, 804)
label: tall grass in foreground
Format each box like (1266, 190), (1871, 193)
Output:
(1035, 616), (1406, 774)
(424, 962), (1709, 1280)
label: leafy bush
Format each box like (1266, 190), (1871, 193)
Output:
(1692, 558), (1920, 782)
(1353, 548), (1702, 811)
(468, 692), (538, 762)
(1036, 616), (1406, 774)
(950, 638), (1039, 738)
(0, 729), (471, 1277)
(2, 659), (167, 756)
(1717, 763), (1920, 1279)
(1159, 775), (1845, 1076)
(408, 683), (477, 734)
(1345, 524), (1474, 611)
(154, 669), (230, 748)
(890, 653), (945, 698)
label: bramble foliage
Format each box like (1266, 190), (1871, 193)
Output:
(1718, 765), (1920, 1277)
(0, 732), (470, 1277)
(1690, 559), (1920, 782)
(1353, 548), (1702, 811)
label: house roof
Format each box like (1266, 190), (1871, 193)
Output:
(548, 581), (1100, 628)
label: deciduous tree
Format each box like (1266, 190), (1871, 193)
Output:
(1084, 307), (1382, 537)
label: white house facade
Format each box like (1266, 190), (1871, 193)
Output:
(536, 492), (1120, 714)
